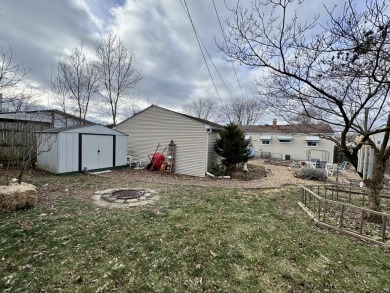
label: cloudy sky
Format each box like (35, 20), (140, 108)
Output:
(1, 0), (341, 122)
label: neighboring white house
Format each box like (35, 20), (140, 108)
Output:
(115, 105), (223, 177)
(37, 125), (127, 174)
(240, 119), (335, 162)
(372, 131), (387, 147)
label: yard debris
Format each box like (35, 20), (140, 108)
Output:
(9, 178), (18, 185)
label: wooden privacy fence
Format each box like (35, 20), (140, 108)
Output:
(0, 121), (49, 165)
(299, 184), (390, 247)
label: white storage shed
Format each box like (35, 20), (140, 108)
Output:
(37, 125), (128, 174)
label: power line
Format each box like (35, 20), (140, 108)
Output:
(197, 29), (234, 100)
(179, 0), (229, 106)
(212, 0), (246, 99)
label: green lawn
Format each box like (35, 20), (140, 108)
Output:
(1, 173), (390, 292)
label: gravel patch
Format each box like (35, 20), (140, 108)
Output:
(96, 159), (349, 189)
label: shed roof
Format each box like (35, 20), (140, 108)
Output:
(41, 124), (127, 135)
(117, 105), (224, 130)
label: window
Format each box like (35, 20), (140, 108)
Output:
(278, 139), (292, 143)
(306, 141), (319, 147)
(305, 136), (320, 147)
(260, 135), (272, 145)
(278, 136), (293, 143)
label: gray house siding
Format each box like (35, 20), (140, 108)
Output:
(116, 106), (220, 177)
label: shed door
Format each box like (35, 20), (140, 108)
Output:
(97, 135), (114, 168)
(81, 135), (114, 170)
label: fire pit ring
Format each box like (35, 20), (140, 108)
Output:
(93, 188), (159, 208)
(111, 189), (145, 200)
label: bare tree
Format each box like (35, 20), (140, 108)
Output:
(290, 108), (325, 125)
(0, 46), (28, 90)
(95, 31), (143, 126)
(182, 97), (220, 122)
(122, 101), (142, 119)
(221, 0), (390, 214)
(50, 44), (98, 121)
(0, 46), (29, 110)
(222, 96), (264, 125)
(4, 93), (42, 113)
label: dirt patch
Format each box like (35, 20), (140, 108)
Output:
(0, 159), (363, 196)
(95, 159), (320, 189)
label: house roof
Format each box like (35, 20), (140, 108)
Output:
(117, 105), (224, 129)
(239, 123), (334, 134)
(0, 109), (94, 124)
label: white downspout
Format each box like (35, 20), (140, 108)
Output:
(205, 126), (230, 179)
(205, 126), (212, 175)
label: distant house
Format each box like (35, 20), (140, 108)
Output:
(240, 119), (335, 162)
(116, 105), (223, 177)
(371, 131), (387, 147)
(0, 109), (94, 128)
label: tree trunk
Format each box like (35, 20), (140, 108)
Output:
(224, 163), (231, 176)
(364, 155), (384, 223)
(17, 163), (26, 184)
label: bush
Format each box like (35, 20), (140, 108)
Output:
(214, 123), (254, 175)
(295, 168), (327, 181)
(208, 162), (226, 177)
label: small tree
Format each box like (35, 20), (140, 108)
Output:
(214, 123), (254, 175)
(50, 43), (98, 121)
(95, 31), (143, 125)
(221, 96), (264, 125)
(182, 97), (220, 122)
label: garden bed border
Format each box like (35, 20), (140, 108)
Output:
(298, 184), (390, 247)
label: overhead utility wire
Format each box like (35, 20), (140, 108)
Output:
(180, 0), (232, 106)
(212, 0), (246, 99)
(197, 30), (234, 100)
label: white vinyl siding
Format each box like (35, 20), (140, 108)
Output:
(116, 106), (218, 177)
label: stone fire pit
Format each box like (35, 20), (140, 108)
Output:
(92, 188), (159, 208)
